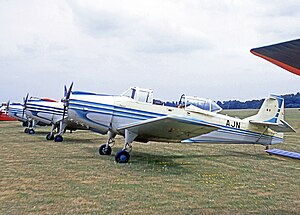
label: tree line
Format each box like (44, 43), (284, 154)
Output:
(217, 92), (300, 109)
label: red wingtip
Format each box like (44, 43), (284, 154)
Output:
(251, 49), (300, 76)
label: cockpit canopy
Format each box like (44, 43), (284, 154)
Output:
(121, 87), (154, 103)
(121, 87), (222, 113)
(179, 94), (222, 113)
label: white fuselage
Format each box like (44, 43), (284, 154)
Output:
(7, 104), (27, 122)
(68, 92), (283, 145)
(25, 99), (64, 125)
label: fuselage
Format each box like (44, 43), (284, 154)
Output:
(68, 91), (283, 145)
(7, 103), (27, 122)
(25, 98), (63, 125)
(25, 97), (89, 130)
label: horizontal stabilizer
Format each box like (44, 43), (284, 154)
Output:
(266, 148), (300, 160)
(250, 119), (295, 132)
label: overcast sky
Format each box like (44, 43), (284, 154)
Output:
(0, 0), (299, 102)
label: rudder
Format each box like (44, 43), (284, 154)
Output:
(246, 95), (284, 123)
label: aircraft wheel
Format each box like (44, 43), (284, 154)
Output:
(99, 144), (112, 155)
(46, 133), (54, 140)
(24, 128), (29, 133)
(54, 135), (63, 142)
(115, 150), (130, 163)
(28, 129), (35, 135)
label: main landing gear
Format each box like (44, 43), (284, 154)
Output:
(115, 150), (130, 163)
(99, 131), (115, 156)
(54, 121), (67, 142)
(45, 121), (67, 142)
(115, 129), (136, 163)
(46, 124), (56, 140)
(24, 120), (36, 135)
(24, 128), (35, 134)
(98, 129), (137, 163)
(46, 132), (63, 142)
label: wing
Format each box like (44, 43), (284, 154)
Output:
(250, 39), (300, 76)
(117, 116), (219, 142)
(250, 119), (295, 132)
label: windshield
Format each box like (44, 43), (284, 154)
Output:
(121, 87), (154, 103)
(179, 95), (222, 112)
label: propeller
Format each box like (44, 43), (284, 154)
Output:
(22, 93), (29, 118)
(62, 82), (73, 120)
(6, 100), (10, 112)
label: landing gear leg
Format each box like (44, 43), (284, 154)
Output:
(115, 129), (137, 163)
(54, 121), (67, 142)
(26, 119), (36, 135)
(24, 119), (32, 133)
(46, 124), (56, 140)
(99, 131), (116, 156)
(264, 144), (273, 156)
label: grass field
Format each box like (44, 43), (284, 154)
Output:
(1, 109), (299, 214)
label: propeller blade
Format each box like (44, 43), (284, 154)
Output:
(64, 85), (67, 97)
(66, 82), (73, 100)
(24, 93), (29, 107)
(22, 93), (29, 118)
(7, 100), (10, 111)
(62, 82), (73, 120)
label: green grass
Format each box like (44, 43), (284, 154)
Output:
(1, 109), (300, 214)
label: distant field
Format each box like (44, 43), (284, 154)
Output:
(1, 109), (299, 214)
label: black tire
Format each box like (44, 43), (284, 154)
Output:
(115, 150), (130, 163)
(24, 128), (29, 133)
(98, 144), (112, 155)
(46, 133), (54, 140)
(54, 135), (63, 142)
(28, 129), (35, 135)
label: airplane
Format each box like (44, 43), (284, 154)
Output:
(23, 85), (88, 141)
(6, 101), (28, 125)
(6, 100), (50, 133)
(0, 102), (17, 121)
(64, 85), (295, 163)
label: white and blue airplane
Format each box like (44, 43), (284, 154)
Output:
(66, 86), (295, 163)
(6, 100), (46, 132)
(6, 102), (28, 124)
(23, 86), (88, 141)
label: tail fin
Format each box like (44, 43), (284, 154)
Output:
(247, 95), (283, 123)
(246, 95), (295, 132)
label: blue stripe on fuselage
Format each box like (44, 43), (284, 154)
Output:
(69, 99), (165, 121)
(26, 103), (63, 116)
(69, 99), (282, 141)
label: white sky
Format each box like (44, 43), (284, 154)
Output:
(0, 0), (299, 102)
